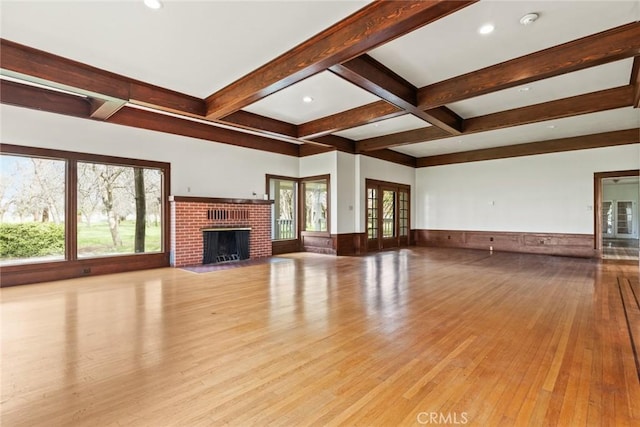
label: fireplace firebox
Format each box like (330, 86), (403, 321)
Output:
(202, 228), (250, 264)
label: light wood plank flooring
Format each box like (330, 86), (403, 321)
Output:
(1, 248), (639, 426)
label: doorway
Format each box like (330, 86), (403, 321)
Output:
(594, 170), (639, 262)
(366, 179), (410, 251)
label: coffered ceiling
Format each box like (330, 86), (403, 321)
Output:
(1, 0), (639, 167)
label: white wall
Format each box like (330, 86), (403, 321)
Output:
(416, 145), (640, 234)
(356, 155), (416, 233)
(336, 151), (356, 234)
(1, 105), (299, 199)
(9, 104), (635, 238)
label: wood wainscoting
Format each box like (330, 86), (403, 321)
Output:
(300, 232), (367, 256)
(414, 229), (596, 258)
(0, 253), (169, 288)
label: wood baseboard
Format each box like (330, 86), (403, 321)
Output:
(0, 253), (170, 287)
(413, 229), (596, 258)
(272, 239), (301, 255)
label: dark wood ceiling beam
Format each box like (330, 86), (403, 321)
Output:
(221, 110), (298, 138)
(1, 39), (320, 139)
(1, 39), (129, 100)
(0, 79), (91, 118)
(0, 79), (300, 157)
(358, 126), (451, 151)
(128, 82), (205, 116)
(464, 85), (634, 133)
(107, 107), (300, 157)
(364, 149), (417, 168)
(358, 85), (635, 151)
(329, 54), (462, 134)
(309, 135), (356, 154)
(204, 0), (478, 119)
(631, 56), (640, 108)
(417, 128), (640, 167)
(298, 101), (404, 138)
(417, 22), (640, 109)
(1, 39), (206, 117)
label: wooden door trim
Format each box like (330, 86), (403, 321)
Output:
(593, 169), (639, 255)
(365, 179), (411, 252)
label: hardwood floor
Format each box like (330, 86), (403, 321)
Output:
(1, 248), (639, 426)
(603, 238), (640, 262)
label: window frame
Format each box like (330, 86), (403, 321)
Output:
(301, 174), (330, 235)
(0, 144), (170, 287)
(266, 175), (299, 241)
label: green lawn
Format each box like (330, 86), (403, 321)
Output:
(78, 220), (162, 256)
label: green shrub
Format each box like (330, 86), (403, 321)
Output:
(0, 222), (64, 258)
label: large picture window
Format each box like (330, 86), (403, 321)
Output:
(0, 155), (66, 265)
(77, 162), (162, 257)
(0, 144), (170, 286)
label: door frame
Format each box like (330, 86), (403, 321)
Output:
(365, 178), (411, 252)
(593, 169), (639, 255)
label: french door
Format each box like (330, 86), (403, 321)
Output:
(603, 200), (636, 238)
(366, 179), (410, 251)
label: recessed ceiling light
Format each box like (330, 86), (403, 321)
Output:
(302, 96), (314, 103)
(518, 87), (531, 92)
(144, 0), (162, 10)
(547, 125), (556, 129)
(478, 23), (495, 35)
(520, 13), (539, 26)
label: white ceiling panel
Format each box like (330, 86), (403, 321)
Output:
(0, 0), (370, 97)
(333, 114), (430, 140)
(369, 1), (639, 88)
(448, 59), (634, 119)
(393, 107), (640, 158)
(242, 72), (380, 124)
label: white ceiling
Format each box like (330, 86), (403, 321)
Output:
(243, 71), (379, 124)
(1, 0), (638, 159)
(368, 0), (640, 87)
(334, 114), (429, 140)
(394, 107), (640, 158)
(0, 0), (369, 97)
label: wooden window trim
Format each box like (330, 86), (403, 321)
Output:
(266, 174), (300, 242)
(0, 144), (171, 287)
(301, 174), (331, 236)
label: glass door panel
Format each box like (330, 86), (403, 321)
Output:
(602, 201), (614, 238)
(270, 178), (297, 240)
(616, 201), (634, 237)
(382, 190), (396, 239)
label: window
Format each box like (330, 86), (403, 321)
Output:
(302, 176), (329, 232)
(0, 144), (169, 285)
(268, 177), (297, 240)
(0, 155), (66, 265)
(77, 162), (163, 257)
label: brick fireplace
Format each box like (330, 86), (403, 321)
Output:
(170, 196), (272, 267)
